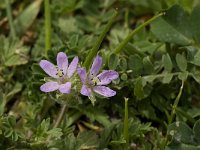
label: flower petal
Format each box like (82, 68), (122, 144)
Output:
(39, 60), (58, 78)
(57, 52), (68, 74)
(40, 82), (59, 92)
(90, 55), (102, 76)
(77, 68), (87, 83)
(80, 85), (92, 96)
(97, 70), (119, 85)
(59, 82), (71, 94)
(67, 56), (79, 78)
(93, 86), (116, 97)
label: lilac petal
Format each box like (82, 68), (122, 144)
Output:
(39, 60), (58, 78)
(67, 56), (79, 78)
(80, 85), (92, 96)
(40, 82), (59, 92)
(59, 82), (71, 93)
(97, 70), (119, 85)
(93, 86), (116, 97)
(77, 68), (87, 83)
(57, 52), (68, 74)
(90, 55), (102, 76)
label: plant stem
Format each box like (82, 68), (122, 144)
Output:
(163, 81), (184, 148)
(123, 98), (129, 148)
(44, 0), (51, 58)
(47, 104), (67, 142)
(5, 0), (16, 40)
(113, 12), (165, 54)
(53, 104), (67, 128)
(168, 80), (184, 124)
(83, 10), (118, 70)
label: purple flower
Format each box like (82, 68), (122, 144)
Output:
(77, 55), (118, 97)
(39, 52), (79, 94)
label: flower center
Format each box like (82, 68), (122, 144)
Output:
(56, 67), (64, 78)
(89, 73), (101, 86)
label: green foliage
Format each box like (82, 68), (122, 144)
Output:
(14, 0), (42, 36)
(1, 0), (200, 149)
(167, 119), (200, 149)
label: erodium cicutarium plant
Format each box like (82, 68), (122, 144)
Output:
(77, 55), (119, 98)
(39, 52), (78, 93)
(39, 52), (118, 105)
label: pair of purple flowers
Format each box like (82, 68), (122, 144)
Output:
(39, 52), (118, 98)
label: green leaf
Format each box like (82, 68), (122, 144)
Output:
(6, 82), (22, 101)
(65, 133), (76, 150)
(167, 141), (198, 150)
(134, 77), (146, 99)
(190, 5), (200, 44)
(144, 75), (156, 83)
(4, 41), (29, 67)
(176, 53), (187, 71)
(151, 94), (168, 112)
(162, 74), (173, 84)
(151, 5), (193, 45)
(128, 55), (143, 76)
(143, 56), (154, 74)
(193, 119), (200, 144)
(108, 53), (119, 70)
(14, 0), (42, 35)
(119, 57), (127, 72)
(81, 106), (111, 127)
(47, 128), (63, 139)
(5, 54), (28, 66)
(58, 17), (79, 34)
(193, 51), (200, 66)
(77, 131), (99, 149)
(7, 116), (16, 127)
(178, 72), (188, 81)
(168, 121), (195, 145)
(99, 124), (116, 149)
(162, 53), (173, 72)
(138, 101), (157, 120)
(191, 72), (200, 84)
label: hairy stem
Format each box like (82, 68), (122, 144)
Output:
(164, 81), (184, 148)
(168, 80), (184, 124)
(53, 104), (67, 128)
(83, 10), (118, 70)
(44, 0), (51, 57)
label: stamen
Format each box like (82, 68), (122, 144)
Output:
(91, 76), (100, 86)
(56, 68), (65, 78)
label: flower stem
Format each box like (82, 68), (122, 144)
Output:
(163, 81), (184, 148)
(168, 80), (184, 124)
(5, 0), (16, 40)
(44, 0), (51, 58)
(113, 12), (165, 54)
(53, 104), (67, 128)
(83, 10), (118, 70)
(47, 104), (67, 142)
(123, 98), (129, 148)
